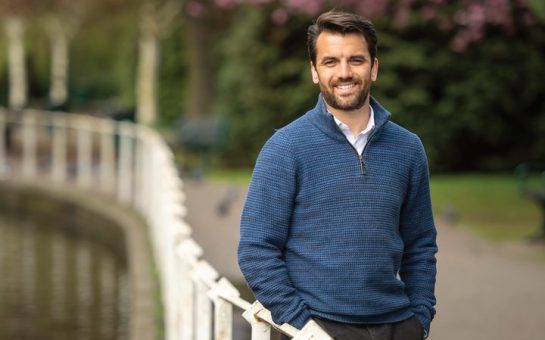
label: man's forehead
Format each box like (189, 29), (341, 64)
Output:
(315, 32), (369, 56)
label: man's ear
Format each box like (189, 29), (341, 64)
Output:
(371, 58), (379, 82)
(310, 62), (319, 84)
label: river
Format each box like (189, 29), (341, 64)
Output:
(0, 213), (129, 340)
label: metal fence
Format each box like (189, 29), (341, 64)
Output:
(0, 108), (331, 340)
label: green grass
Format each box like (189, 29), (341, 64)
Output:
(208, 169), (543, 242)
(207, 168), (254, 186)
(430, 174), (542, 241)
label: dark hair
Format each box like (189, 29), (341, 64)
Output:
(307, 11), (378, 65)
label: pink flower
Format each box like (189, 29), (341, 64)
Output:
(185, 1), (206, 17)
(272, 8), (289, 25)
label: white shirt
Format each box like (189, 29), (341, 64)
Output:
(331, 106), (375, 155)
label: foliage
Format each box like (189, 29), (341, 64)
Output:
(215, 1), (545, 171)
(212, 0), (537, 50)
(1, 0), (544, 172)
(374, 22), (545, 172)
(158, 20), (188, 126)
(69, 13), (137, 109)
(216, 6), (317, 166)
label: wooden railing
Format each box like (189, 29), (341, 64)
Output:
(0, 108), (331, 340)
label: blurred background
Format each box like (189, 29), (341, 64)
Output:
(1, 0), (545, 339)
(1, 0), (544, 172)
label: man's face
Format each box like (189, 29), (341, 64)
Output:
(311, 31), (378, 113)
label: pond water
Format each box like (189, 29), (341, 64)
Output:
(0, 214), (129, 340)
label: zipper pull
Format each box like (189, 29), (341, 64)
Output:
(358, 154), (365, 175)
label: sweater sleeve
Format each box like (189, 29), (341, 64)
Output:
(399, 137), (438, 336)
(238, 131), (312, 329)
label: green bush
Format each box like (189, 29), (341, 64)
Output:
(216, 7), (316, 167)
(216, 5), (545, 171)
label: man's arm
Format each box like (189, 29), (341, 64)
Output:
(399, 137), (438, 337)
(238, 131), (312, 329)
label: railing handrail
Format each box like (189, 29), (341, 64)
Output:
(0, 107), (331, 340)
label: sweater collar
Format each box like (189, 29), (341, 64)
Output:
(307, 94), (391, 142)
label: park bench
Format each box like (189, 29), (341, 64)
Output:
(175, 116), (227, 178)
(515, 162), (545, 240)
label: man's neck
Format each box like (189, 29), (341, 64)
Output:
(328, 102), (371, 136)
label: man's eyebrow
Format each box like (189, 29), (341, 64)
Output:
(320, 56), (338, 63)
(350, 54), (366, 59)
(320, 54), (368, 61)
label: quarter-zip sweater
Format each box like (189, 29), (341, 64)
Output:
(238, 95), (437, 334)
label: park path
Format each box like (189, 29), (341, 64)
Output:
(183, 180), (545, 340)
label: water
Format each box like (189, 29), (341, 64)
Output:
(0, 214), (129, 340)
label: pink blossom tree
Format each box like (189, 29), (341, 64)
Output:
(202, 0), (538, 51)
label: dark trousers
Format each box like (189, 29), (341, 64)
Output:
(313, 316), (424, 340)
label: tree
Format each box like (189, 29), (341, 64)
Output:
(40, 0), (88, 109)
(0, 0), (37, 109)
(136, 0), (183, 125)
(214, 0), (544, 170)
(180, 0), (233, 118)
(213, 0), (536, 50)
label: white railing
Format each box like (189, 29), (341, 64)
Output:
(0, 107), (331, 340)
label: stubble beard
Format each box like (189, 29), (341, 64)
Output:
(320, 79), (370, 112)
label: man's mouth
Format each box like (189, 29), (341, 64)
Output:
(335, 82), (358, 94)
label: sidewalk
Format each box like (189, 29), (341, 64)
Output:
(184, 180), (545, 340)
(433, 220), (545, 340)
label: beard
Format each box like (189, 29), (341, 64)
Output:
(319, 78), (370, 112)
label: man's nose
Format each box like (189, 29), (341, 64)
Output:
(338, 61), (353, 78)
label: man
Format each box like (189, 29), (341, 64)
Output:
(238, 10), (437, 340)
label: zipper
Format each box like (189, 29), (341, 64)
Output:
(332, 115), (389, 176)
(355, 122), (388, 176)
(358, 154), (365, 175)
(340, 134), (367, 175)
(333, 123), (365, 175)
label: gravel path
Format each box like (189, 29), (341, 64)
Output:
(184, 180), (545, 340)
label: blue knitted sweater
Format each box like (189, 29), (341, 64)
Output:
(238, 95), (437, 333)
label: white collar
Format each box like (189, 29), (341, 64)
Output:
(332, 106), (375, 137)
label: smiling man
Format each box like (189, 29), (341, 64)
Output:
(238, 11), (438, 340)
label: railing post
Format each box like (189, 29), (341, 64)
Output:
(193, 261), (219, 340)
(22, 111), (37, 178)
(209, 278), (240, 340)
(175, 238), (202, 340)
(51, 114), (67, 183)
(0, 111), (7, 176)
(75, 116), (93, 188)
(242, 301), (272, 340)
(117, 122), (134, 205)
(134, 126), (151, 214)
(99, 119), (116, 194)
(161, 221), (192, 340)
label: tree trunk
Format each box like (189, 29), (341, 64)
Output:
(47, 19), (69, 108)
(5, 16), (27, 110)
(136, 20), (159, 126)
(183, 13), (215, 118)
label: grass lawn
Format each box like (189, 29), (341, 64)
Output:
(430, 174), (542, 241)
(207, 168), (255, 186)
(209, 170), (543, 242)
